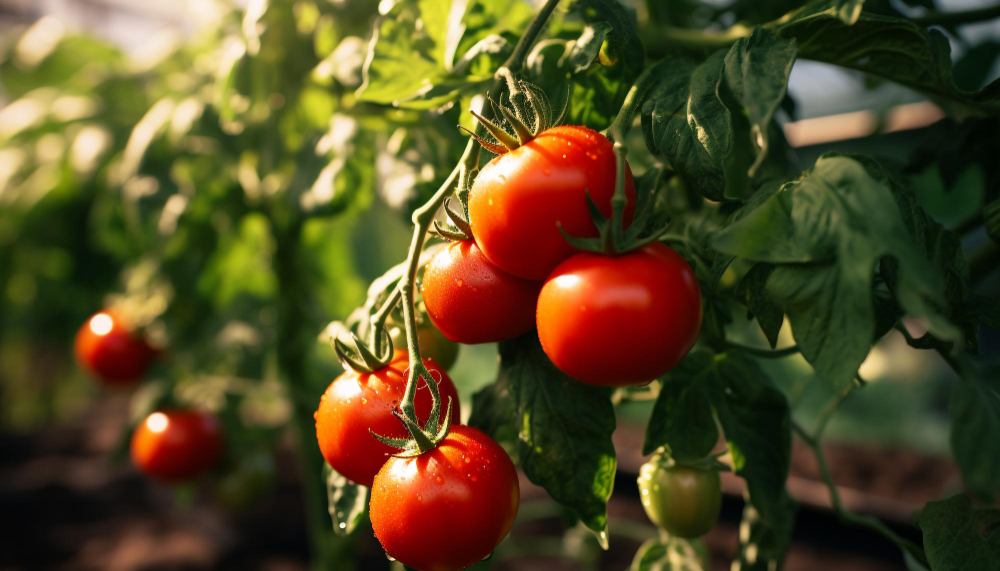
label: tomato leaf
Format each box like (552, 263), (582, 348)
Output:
(643, 352), (719, 460)
(495, 333), (617, 537)
(641, 27), (795, 201)
(323, 462), (368, 536)
(734, 492), (798, 571)
(734, 263), (783, 348)
(918, 495), (1000, 570)
(630, 536), (708, 571)
(776, 0), (1000, 118)
(713, 154), (960, 391)
(707, 352), (792, 522)
(950, 364), (1000, 500)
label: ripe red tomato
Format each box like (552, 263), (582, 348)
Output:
(468, 125), (637, 280)
(536, 242), (701, 386)
(74, 310), (156, 386)
(370, 425), (519, 571)
(314, 350), (461, 487)
(421, 240), (542, 344)
(130, 409), (222, 483)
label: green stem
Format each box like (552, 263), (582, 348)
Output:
(726, 342), (800, 358)
(792, 392), (928, 567)
(369, 286), (401, 356)
(274, 220), (350, 570)
(894, 321), (961, 374)
(393, 0), (563, 437)
(913, 3), (1000, 27)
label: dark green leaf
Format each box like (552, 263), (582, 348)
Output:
(950, 364), (1000, 499)
(713, 154), (959, 390)
(643, 353), (719, 459)
(776, 1), (1000, 117)
(324, 463), (368, 536)
(496, 333), (617, 536)
(735, 263), (783, 347)
(918, 495), (1000, 570)
(733, 492), (798, 571)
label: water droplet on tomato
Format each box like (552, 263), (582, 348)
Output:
(464, 456), (471, 464)
(435, 474), (444, 484)
(361, 397), (367, 405)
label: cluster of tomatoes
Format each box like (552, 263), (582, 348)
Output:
(75, 311), (223, 484)
(313, 124), (708, 570)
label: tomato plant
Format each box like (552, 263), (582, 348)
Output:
(130, 410), (223, 483)
(389, 321), (459, 370)
(536, 242), (701, 386)
(421, 240), (542, 344)
(468, 125), (637, 280)
(74, 310), (157, 386)
(314, 350), (460, 486)
(638, 458), (722, 539)
(369, 425), (519, 571)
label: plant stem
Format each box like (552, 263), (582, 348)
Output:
(369, 286), (401, 356)
(913, 3), (1000, 27)
(894, 321), (962, 374)
(274, 220), (350, 570)
(725, 342), (801, 358)
(392, 0), (564, 433)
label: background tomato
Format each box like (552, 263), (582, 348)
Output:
(421, 240), (542, 344)
(130, 409), (223, 483)
(536, 242), (702, 386)
(369, 425), (519, 571)
(638, 460), (722, 538)
(314, 350), (460, 487)
(389, 320), (460, 370)
(74, 310), (157, 386)
(467, 125), (637, 280)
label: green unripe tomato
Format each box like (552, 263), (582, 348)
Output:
(638, 460), (722, 538)
(389, 322), (460, 370)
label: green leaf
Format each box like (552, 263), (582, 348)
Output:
(708, 353), (792, 522)
(357, 0), (531, 109)
(323, 462), (368, 536)
(735, 263), (783, 348)
(918, 495), (1000, 570)
(641, 28), (796, 201)
(496, 333), (617, 536)
(630, 536), (708, 571)
(643, 353), (719, 460)
(733, 492), (798, 571)
(776, 1), (1000, 117)
(950, 364), (1000, 499)
(713, 154), (959, 390)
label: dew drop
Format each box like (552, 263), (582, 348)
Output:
(498, 174), (507, 182)
(488, 198), (494, 206)
(562, 154), (567, 159)
(470, 475), (478, 482)
(385, 553), (396, 562)
(338, 522), (347, 529)
(417, 493), (423, 501)
(435, 475), (444, 484)
(456, 279), (463, 287)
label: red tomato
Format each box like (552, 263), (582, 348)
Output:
(468, 125), (637, 280)
(130, 409), (222, 483)
(74, 310), (156, 386)
(536, 242), (701, 386)
(314, 350), (460, 487)
(370, 425), (519, 571)
(422, 240), (542, 344)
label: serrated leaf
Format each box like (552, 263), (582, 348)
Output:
(950, 364), (1000, 499)
(713, 154), (959, 390)
(918, 495), (1000, 570)
(496, 333), (617, 535)
(735, 263), (783, 348)
(324, 463), (368, 536)
(733, 492), (798, 571)
(643, 353), (719, 460)
(630, 536), (708, 571)
(641, 28), (796, 201)
(776, 0), (1000, 117)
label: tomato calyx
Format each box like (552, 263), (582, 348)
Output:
(459, 77), (570, 156)
(430, 197), (474, 242)
(369, 360), (456, 457)
(333, 327), (395, 373)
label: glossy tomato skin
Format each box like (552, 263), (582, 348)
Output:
(130, 409), (222, 483)
(422, 240), (543, 344)
(468, 125), (637, 280)
(370, 425), (519, 571)
(75, 310), (156, 386)
(638, 462), (721, 538)
(314, 350), (460, 487)
(536, 242), (701, 386)
(389, 321), (460, 370)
